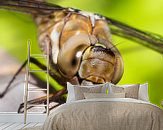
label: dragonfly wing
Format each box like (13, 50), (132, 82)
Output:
(0, 0), (65, 15)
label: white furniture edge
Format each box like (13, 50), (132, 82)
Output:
(0, 113), (46, 123)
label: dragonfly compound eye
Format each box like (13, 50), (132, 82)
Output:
(57, 33), (90, 79)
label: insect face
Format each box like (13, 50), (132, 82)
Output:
(78, 45), (116, 83)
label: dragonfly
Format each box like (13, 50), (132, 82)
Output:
(0, 0), (163, 113)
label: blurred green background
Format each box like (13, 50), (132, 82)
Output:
(0, 0), (163, 106)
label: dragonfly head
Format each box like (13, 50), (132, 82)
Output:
(78, 44), (124, 84)
(57, 39), (123, 84)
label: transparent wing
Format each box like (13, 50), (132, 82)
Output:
(0, 0), (64, 15)
(1, 0), (163, 53)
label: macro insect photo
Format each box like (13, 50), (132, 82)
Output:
(0, 0), (163, 114)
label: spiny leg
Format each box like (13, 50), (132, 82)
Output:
(18, 88), (67, 113)
(0, 56), (67, 112)
(0, 57), (66, 98)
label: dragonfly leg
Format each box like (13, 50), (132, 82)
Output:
(18, 88), (67, 113)
(0, 57), (67, 98)
(0, 60), (27, 98)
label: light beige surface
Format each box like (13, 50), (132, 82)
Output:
(84, 92), (125, 99)
(111, 84), (139, 99)
(42, 99), (163, 130)
(66, 82), (108, 103)
(74, 85), (102, 100)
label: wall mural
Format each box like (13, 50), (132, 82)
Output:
(0, 0), (163, 113)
